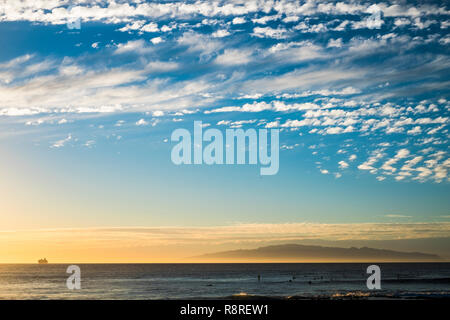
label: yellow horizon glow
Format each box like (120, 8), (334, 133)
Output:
(1, 222), (449, 263)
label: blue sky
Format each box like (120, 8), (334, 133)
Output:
(0, 0), (449, 238)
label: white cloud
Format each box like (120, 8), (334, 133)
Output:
(338, 160), (349, 169)
(396, 149), (411, 159)
(277, 86), (360, 98)
(114, 40), (152, 54)
(334, 20), (350, 31)
(407, 126), (422, 135)
(217, 119), (257, 128)
(215, 49), (252, 65)
(140, 22), (159, 33)
(150, 37), (164, 44)
(295, 22), (328, 33)
(358, 149), (385, 171)
(283, 16), (300, 23)
(152, 110), (164, 117)
(1, 1), (447, 28)
(381, 148), (410, 173)
(118, 20), (159, 33)
(146, 61), (178, 71)
(267, 41), (324, 62)
(427, 125), (445, 135)
(206, 101), (321, 114)
(242, 67), (366, 94)
(252, 27), (288, 39)
(232, 17), (246, 24)
(118, 20), (145, 32)
(327, 38), (343, 48)
(394, 18), (411, 27)
(206, 101), (271, 113)
(400, 156), (423, 172)
(51, 134), (72, 148)
(212, 29), (230, 38)
(385, 214), (411, 218)
(265, 121), (280, 128)
(252, 15), (280, 25)
(136, 118), (148, 126)
(84, 140), (95, 148)
(0, 55), (213, 115)
(177, 31), (222, 57)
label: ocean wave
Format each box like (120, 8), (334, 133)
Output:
(200, 290), (450, 300)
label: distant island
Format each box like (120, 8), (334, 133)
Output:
(38, 258), (48, 264)
(193, 244), (443, 262)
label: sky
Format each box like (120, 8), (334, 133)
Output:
(0, 0), (449, 262)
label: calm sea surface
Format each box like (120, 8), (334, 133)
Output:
(0, 263), (449, 299)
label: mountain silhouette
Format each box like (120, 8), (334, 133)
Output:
(194, 244), (442, 262)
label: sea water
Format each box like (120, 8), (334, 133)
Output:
(0, 263), (449, 299)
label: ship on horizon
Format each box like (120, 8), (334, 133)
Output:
(38, 258), (48, 264)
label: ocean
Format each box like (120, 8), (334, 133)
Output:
(0, 263), (449, 300)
